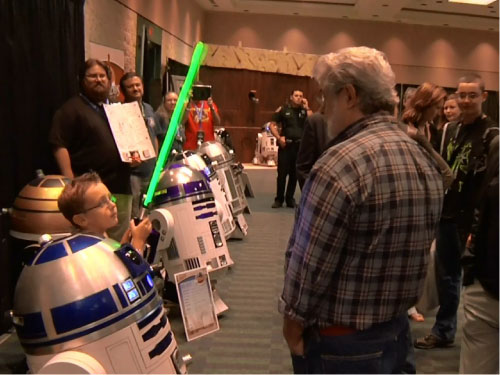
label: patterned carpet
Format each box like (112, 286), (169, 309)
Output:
(0, 166), (463, 374)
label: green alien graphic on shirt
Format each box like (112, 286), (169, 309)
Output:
(447, 141), (472, 192)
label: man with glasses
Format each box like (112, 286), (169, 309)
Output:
(415, 73), (498, 349)
(279, 47), (443, 373)
(49, 59), (133, 239)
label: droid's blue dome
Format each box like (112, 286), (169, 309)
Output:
(12, 234), (162, 355)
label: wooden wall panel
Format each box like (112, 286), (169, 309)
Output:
(199, 66), (321, 162)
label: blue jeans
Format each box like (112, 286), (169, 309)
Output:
(431, 220), (462, 341)
(292, 314), (414, 374)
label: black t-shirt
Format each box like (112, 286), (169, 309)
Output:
(49, 95), (131, 194)
(272, 104), (307, 141)
(440, 115), (498, 237)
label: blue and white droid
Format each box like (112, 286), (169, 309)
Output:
(252, 122), (278, 166)
(171, 151), (237, 239)
(148, 163), (234, 277)
(198, 141), (249, 236)
(12, 234), (186, 374)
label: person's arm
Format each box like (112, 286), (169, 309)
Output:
(207, 98), (221, 127)
(270, 107), (286, 148)
(296, 116), (317, 189)
(283, 316), (304, 356)
(302, 98), (313, 116)
(53, 147), (74, 178)
(405, 125), (454, 190)
(121, 218), (152, 256)
(279, 164), (352, 353)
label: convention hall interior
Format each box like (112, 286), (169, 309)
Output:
(0, 0), (498, 373)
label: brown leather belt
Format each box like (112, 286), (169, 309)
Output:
(319, 325), (357, 336)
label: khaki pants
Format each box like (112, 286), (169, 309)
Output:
(460, 281), (499, 374)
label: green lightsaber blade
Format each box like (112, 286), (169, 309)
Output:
(143, 41), (208, 207)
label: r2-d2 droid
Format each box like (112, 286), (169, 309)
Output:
(148, 164), (234, 277)
(12, 234), (186, 374)
(171, 151), (237, 239)
(253, 122), (278, 166)
(198, 141), (249, 236)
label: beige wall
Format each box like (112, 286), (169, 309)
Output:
(85, 0), (205, 69)
(203, 12), (499, 90)
(85, 0), (137, 71)
(115, 0), (205, 65)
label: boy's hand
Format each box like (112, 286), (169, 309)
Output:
(130, 218), (152, 256)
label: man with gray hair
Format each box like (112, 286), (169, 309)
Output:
(279, 46), (444, 373)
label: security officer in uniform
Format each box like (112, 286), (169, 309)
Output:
(270, 90), (312, 208)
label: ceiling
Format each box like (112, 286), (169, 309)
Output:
(195, 0), (499, 31)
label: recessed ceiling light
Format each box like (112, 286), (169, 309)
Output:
(342, 15), (349, 18)
(448, 0), (496, 5)
(443, 23), (449, 26)
(293, 12), (299, 15)
(422, 2), (427, 5)
(372, 14), (379, 17)
(243, 9), (249, 12)
(489, 27), (495, 30)
(490, 10), (496, 12)
(382, 4), (389, 6)
(436, 0), (443, 3)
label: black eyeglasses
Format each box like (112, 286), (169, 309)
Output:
(80, 194), (117, 213)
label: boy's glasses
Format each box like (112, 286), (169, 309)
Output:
(80, 194), (117, 213)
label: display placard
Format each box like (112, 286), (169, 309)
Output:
(174, 267), (219, 341)
(104, 101), (156, 163)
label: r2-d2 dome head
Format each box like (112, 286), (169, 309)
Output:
(149, 163), (233, 276)
(171, 151), (236, 239)
(13, 234), (185, 374)
(198, 141), (248, 235)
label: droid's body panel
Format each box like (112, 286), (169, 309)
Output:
(12, 235), (185, 374)
(253, 123), (278, 166)
(172, 151), (236, 239)
(150, 164), (233, 276)
(198, 141), (248, 235)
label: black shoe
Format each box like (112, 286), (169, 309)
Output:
(272, 200), (283, 208)
(286, 199), (296, 208)
(414, 334), (454, 349)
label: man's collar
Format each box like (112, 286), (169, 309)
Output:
(328, 111), (395, 148)
(462, 113), (486, 126)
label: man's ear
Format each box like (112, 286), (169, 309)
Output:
(72, 213), (87, 229)
(481, 91), (488, 103)
(344, 84), (358, 109)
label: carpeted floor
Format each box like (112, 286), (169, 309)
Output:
(0, 165), (463, 374)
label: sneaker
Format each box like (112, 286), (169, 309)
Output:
(414, 334), (454, 349)
(286, 199), (296, 208)
(272, 200), (283, 208)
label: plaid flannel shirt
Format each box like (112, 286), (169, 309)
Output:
(279, 112), (444, 330)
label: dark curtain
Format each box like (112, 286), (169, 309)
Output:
(0, 0), (85, 208)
